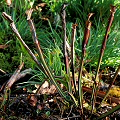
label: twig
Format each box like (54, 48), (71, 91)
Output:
(82, 86), (120, 104)
(4, 62), (24, 92)
(0, 69), (6, 74)
(61, 115), (81, 120)
(0, 44), (9, 49)
(1, 62), (24, 109)
(0, 68), (32, 92)
(16, 68), (32, 80)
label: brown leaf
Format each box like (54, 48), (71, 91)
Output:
(36, 3), (47, 10)
(36, 81), (57, 94)
(28, 94), (38, 107)
(26, 8), (33, 20)
(37, 3), (47, 8)
(0, 44), (9, 49)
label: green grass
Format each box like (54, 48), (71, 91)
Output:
(1, 0), (120, 73)
(0, 0), (37, 72)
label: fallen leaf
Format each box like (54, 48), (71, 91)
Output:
(36, 81), (57, 94)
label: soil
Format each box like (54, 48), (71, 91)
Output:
(0, 67), (120, 120)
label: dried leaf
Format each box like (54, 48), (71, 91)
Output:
(26, 8), (33, 20)
(36, 81), (57, 94)
(0, 44), (9, 49)
(28, 94), (37, 106)
(36, 3), (47, 11)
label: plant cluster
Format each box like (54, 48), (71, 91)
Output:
(1, 0), (120, 120)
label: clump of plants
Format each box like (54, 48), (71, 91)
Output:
(1, 1), (120, 120)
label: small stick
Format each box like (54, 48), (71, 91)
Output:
(1, 62), (24, 110)
(4, 62), (24, 92)
(82, 86), (120, 104)
(0, 69), (6, 74)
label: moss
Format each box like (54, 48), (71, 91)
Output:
(109, 87), (120, 97)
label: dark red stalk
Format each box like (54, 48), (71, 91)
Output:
(91, 5), (116, 112)
(78, 13), (93, 114)
(61, 3), (69, 74)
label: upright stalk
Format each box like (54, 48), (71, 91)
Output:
(78, 13), (93, 114)
(71, 24), (77, 93)
(61, 3), (72, 93)
(91, 5), (116, 112)
(61, 3), (69, 74)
